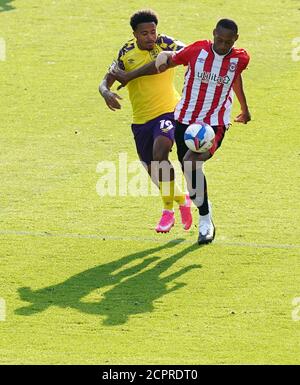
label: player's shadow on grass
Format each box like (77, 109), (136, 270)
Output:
(15, 239), (201, 325)
(0, 0), (15, 12)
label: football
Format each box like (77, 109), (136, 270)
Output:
(184, 122), (215, 153)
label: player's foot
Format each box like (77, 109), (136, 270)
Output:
(155, 210), (175, 233)
(198, 202), (215, 245)
(179, 194), (193, 230)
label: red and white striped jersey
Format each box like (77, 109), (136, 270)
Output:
(172, 40), (250, 126)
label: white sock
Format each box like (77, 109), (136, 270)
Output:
(200, 213), (210, 222)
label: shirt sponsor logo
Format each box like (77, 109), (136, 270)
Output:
(197, 71), (231, 86)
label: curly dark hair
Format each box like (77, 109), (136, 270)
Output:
(130, 9), (158, 31)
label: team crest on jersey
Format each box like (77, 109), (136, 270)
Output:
(149, 47), (160, 60)
(229, 62), (237, 72)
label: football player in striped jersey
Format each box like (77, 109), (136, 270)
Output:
(110, 19), (251, 244)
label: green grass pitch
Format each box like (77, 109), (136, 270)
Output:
(0, 0), (299, 364)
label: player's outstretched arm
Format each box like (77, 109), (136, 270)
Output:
(233, 74), (251, 124)
(99, 72), (123, 111)
(110, 61), (158, 88)
(110, 51), (178, 87)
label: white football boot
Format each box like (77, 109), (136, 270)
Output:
(198, 201), (215, 245)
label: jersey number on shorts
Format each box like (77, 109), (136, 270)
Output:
(159, 120), (174, 133)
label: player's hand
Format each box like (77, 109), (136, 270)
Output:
(158, 63), (168, 73)
(234, 109), (251, 124)
(109, 66), (130, 89)
(102, 90), (122, 111)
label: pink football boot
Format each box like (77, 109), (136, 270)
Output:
(179, 195), (193, 230)
(155, 210), (175, 233)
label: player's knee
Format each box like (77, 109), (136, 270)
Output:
(153, 136), (172, 162)
(183, 150), (211, 164)
(153, 148), (169, 162)
(190, 194), (204, 208)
